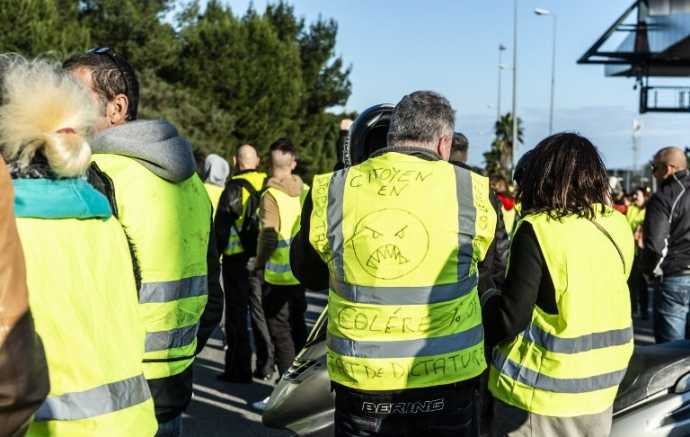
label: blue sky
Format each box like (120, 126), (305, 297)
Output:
(226, 0), (690, 169)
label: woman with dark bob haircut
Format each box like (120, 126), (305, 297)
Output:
(483, 133), (635, 437)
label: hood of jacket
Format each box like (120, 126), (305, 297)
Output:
(266, 174), (304, 197)
(204, 153), (230, 187)
(90, 119), (196, 182)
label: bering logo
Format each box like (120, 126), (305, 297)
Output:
(362, 398), (445, 415)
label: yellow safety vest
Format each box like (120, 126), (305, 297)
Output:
(263, 185), (309, 285)
(626, 204), (646, 233)
(489, 207), (635, 417)
(19, 212), (157, 436)
(310, 152), (497, 391)
(204, 182), (224, 213)
(93, 154), (211, 381)
(224, 171), (267, 256)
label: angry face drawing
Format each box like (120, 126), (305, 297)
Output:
(351, 209), (429, 280)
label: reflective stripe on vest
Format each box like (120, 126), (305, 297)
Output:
(523, 323), (633, 354)
(139, 276), (207, 303)
(35, 374), (150, 421)
(265, 260), (293, 273)
(145, 323), (200, 352)
(277, 238), (293, 248)
(328, 324), (484, 359)
(225, 228), (243, 255)
(492, 350), (627, 393)
(311, 153), (497, 391)
(489, 209), (635, 417)
(330, 276), (478, 305)
(264, 186), (309, 285)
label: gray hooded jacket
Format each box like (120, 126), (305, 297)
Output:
(203, 154), (230, 187)
(90, 119), (196, 182)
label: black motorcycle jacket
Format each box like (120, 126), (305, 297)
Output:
(641, 169), (690, 278)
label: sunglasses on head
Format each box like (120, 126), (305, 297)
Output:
(86, 47), (130, 117)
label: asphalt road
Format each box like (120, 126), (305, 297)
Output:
(181, 290), (327, 436)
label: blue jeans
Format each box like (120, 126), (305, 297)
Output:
(654, 275), (690, 343)
(155, 415), (182, 437)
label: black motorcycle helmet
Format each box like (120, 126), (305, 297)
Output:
(343, 103), (394, 167)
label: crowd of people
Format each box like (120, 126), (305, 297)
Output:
(1, 47), (689, 437)
(205, 139), (310, 406)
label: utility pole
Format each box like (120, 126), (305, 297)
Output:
(497, 44), (507, 121)
(633, 117), (641, 179)
(535, 8), (557, 134)
(511, 0), (519, 172)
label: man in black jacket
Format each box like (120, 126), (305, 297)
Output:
(214, 146), (274, 382)
(641, 147), (690, 343)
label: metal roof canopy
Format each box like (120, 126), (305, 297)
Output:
(578, 0), (690, 112)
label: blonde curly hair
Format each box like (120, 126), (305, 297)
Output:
(0, 55), (97, 178)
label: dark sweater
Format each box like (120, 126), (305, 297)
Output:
(481, 222), (557, 349)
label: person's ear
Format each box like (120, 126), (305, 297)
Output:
(107, 93), (129, 126)
(437, 134), (452, 161)
(291, 159), (297, 171)
(662, 164), (673, 179)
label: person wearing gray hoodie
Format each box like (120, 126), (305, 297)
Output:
(203, 153), (230, 212)
(64, 49), (223, 437)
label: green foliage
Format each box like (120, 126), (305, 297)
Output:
(484, 112), (524, 181)
(0, 0), (352, 180)
(0, 0), (89, 58)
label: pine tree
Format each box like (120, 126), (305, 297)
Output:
(0, 0), (88, 58)
(0, 0), (354, 181)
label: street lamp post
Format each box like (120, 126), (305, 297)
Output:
(535, 8), (557, 135)
(511, 0), (518, 172)
(497, 44), (507, 121)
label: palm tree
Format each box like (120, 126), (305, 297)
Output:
(484, 112), (524, 180)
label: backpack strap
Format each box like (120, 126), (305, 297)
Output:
(232, 178), (259, 198)
(230, 178), (266, 234)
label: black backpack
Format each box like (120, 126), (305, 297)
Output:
(228, 178), (264, 257)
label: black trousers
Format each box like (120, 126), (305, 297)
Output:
(628, 251), (649, 316)
(333, 381), (480, 437)
(263, 283), (307, 374)
(221, 255), (274, 377)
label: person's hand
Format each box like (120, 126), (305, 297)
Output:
(634, 226), (644, 249)
(340, 118), (353, 131)
(246, 257), (257, 272)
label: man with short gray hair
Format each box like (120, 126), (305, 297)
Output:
(291, 90), (497, 436)
(387, 91), (455, 157)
